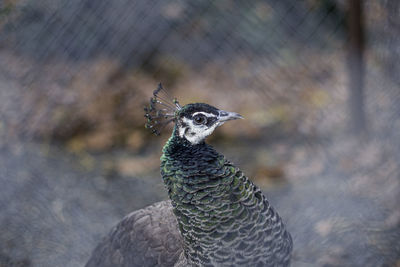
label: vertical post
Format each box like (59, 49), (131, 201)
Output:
(347, 0), (366, 134)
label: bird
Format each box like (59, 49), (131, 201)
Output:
(85, 84), (293, 267)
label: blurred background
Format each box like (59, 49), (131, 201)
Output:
(0, 0), (399, 266)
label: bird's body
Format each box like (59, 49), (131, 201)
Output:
(85, 200), (182, 267)
(86, 86), (292, 267)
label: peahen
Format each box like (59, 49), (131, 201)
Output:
(86, 84), (292, 267)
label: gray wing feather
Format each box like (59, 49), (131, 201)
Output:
(85, 200), (183, 267)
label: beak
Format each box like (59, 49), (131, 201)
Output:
(218, 110), (243, 123)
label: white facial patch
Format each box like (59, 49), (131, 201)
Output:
(179, 117), (220, 145)
(192, 111), (217, 118)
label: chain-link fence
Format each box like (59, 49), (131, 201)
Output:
(0, 0), (399, 266)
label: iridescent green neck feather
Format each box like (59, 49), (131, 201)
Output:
(161, 126), (292, 267)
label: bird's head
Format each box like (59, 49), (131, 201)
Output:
(174, 103), (242, 144)
(145, 83), (243, 145)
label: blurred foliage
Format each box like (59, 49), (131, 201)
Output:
(364, 0), (400, 84)
(0, 0), (18, 28)
(0, 49), (342, 153)
(0, 0), (351, 153)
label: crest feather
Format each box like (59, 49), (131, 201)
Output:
(144, 83), (181, 135)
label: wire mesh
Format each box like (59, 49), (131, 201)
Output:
(0, 0), (399, 266)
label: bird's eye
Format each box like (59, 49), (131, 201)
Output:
(193, 114), (207, 125)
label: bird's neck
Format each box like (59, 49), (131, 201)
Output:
(161, 126), (269, 265)
(161, 126), (222, 191)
